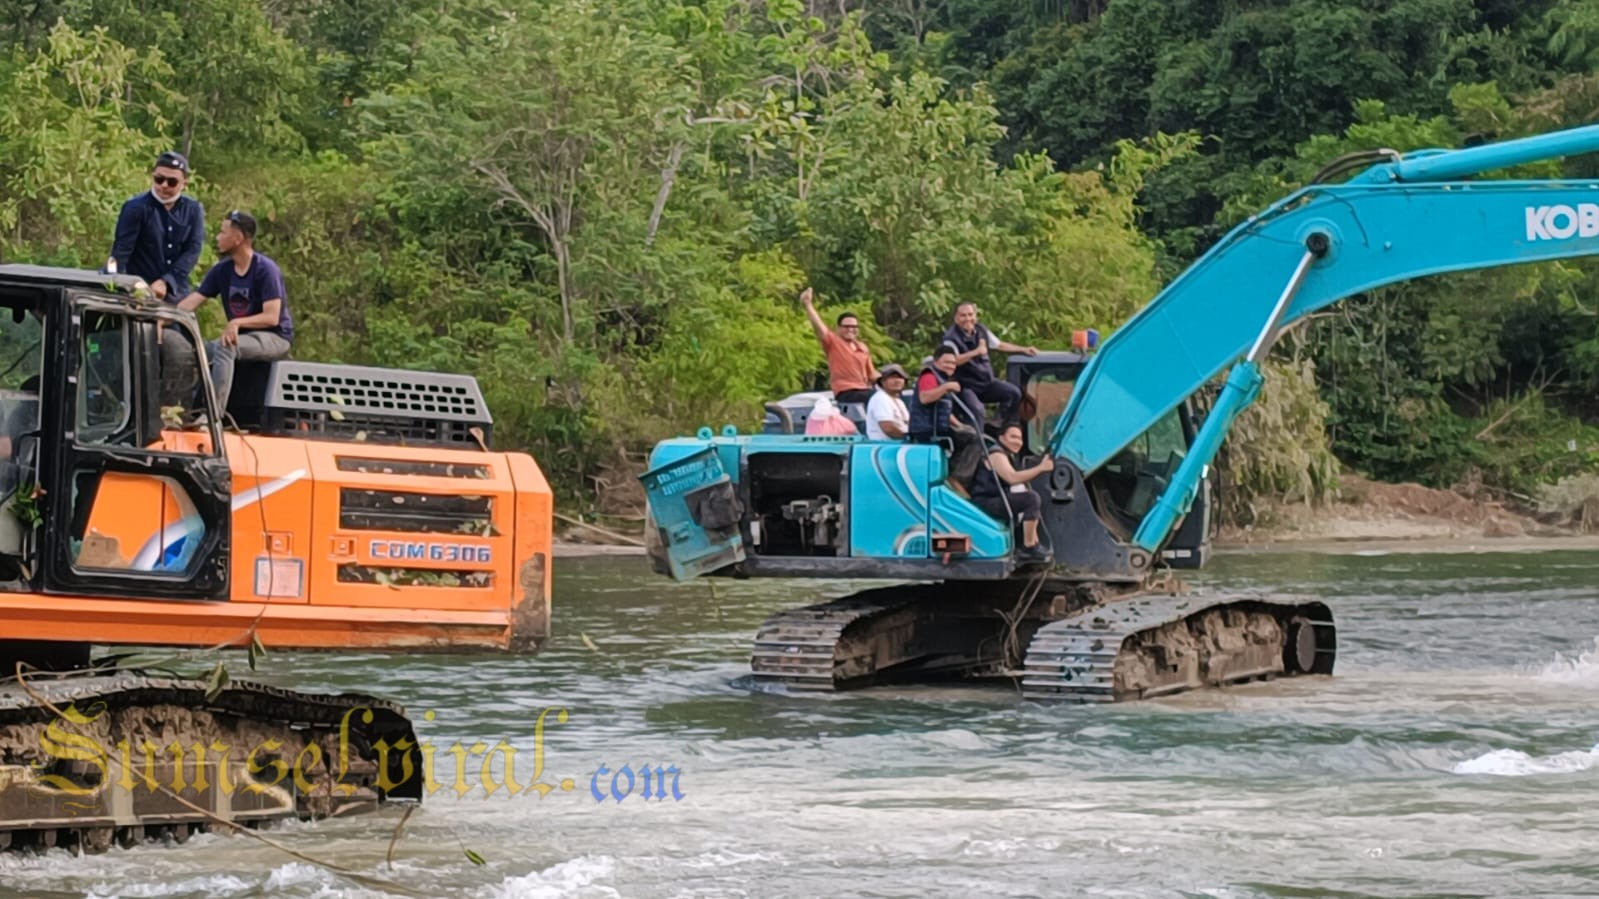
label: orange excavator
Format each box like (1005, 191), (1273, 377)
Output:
(0, 265), (552, 852)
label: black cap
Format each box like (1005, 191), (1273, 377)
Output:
(155, 151), (189, 173)
(225, 209), (258, 241)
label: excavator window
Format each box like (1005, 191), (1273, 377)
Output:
(1095, 410), (1189, 533)
(76, 312), (132, 446)
(62, 307), (221, 575)
(1023, 371), (1075, 453)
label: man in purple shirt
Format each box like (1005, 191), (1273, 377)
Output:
(176, 210), (293, 413)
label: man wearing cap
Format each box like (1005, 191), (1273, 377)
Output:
(108, 151), (205, 301)
(865, 364), (910, 441)
(175, 210), (293, 413)
(941, 301), (1037, 431)
(799, 286), (877, 404)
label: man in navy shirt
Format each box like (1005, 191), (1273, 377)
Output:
(940, 302), (1037, 431)
(107, 151), (205, 300)
(176, 210), (293, 413)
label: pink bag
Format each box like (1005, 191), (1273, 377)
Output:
(805, 397), (860, 436)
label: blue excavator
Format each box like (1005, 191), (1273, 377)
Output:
(641, 123), (1599, 701)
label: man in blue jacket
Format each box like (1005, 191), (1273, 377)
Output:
(107, 151), (205, 300)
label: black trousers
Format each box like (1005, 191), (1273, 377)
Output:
(976, 488), (1041, 524)
(835, 388), (874, 405)
(955, 379), (1022, 429)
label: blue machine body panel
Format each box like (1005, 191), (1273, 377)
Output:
(642, 434), (1012, 578)
(847, 443), (1009, 560)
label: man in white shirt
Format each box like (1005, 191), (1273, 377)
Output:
(865, 364), (910, 441)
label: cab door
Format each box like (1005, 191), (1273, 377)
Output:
(41, 297), (232, 600)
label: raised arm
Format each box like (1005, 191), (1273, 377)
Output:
(799, 287), (831, 346)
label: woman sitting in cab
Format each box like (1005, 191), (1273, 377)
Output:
(969, 421), (1053, 563)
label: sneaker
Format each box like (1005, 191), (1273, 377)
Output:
(1015, 544), (1053, 566)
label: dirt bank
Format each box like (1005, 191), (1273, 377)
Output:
(1216, 473), (1582, 547)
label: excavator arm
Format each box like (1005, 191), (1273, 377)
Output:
(1049, 123), (1599, 552)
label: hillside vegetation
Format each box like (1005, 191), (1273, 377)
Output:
(2, 0), (1597, 519)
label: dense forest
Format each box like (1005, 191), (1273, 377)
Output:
(2, 0), (1597, 523)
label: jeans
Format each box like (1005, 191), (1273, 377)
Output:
(208, 331), (291, 414)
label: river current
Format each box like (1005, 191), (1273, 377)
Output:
(3, 546), (1598, 898)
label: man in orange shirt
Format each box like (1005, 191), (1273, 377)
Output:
(800, 287), (877, 404)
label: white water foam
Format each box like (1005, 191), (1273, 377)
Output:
(85, 873), (253, 898)
(1529, 635), (1599, 688)
(485, 855), (619, 898)
(1452, 744), (1599, 776)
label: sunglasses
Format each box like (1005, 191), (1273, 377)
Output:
(152, 174), (183, 188)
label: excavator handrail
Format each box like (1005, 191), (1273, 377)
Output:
(1050, 123), (1599, 479)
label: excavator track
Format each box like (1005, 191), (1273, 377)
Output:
(751, 585), (1028, 691)
(752, 591), (927, 690)
(0, 670), (419, 854)
(1020, 593), (1335, 702)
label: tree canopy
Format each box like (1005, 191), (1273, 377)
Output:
(1, 0), (1596, 515)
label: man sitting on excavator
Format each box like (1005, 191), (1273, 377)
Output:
(941, 302), (1037, 432)
(865, 363), (910, 441)
(799, 286), (877, 405)
(174, 210), (293, 415)
(909, 346), (981, 490)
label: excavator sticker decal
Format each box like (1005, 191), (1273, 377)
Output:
(124, 469), (306, 572)
(862, 445), (929, 557)
(1525, 204), (1599, 241)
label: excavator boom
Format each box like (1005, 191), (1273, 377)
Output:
(1051, 123), (1599, 552)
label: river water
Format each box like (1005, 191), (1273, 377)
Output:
(3, 546), (1599, 898)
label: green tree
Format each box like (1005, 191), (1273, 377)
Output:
(0, 21), (171, 263)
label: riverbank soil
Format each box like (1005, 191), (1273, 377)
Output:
(1217, 472), (1585, 545)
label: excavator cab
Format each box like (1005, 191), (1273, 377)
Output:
(0, 267), (230, 605)
(1006, 352), (1212, 570)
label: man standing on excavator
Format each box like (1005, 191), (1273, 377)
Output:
(941, 302), (1037, 431)
(107, 151), (205, 300)
(175, 210), (293, 414)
